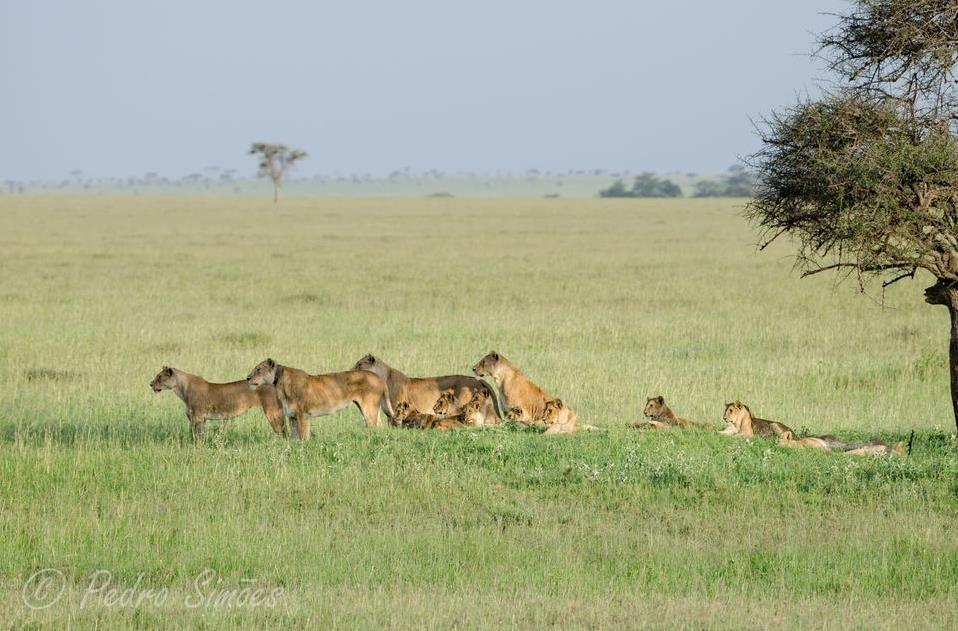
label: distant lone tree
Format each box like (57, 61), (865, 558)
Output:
(747, 0), (958, 430)
(249, 142), (307, 202)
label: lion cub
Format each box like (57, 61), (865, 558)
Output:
(541, 399), (602, 434)
(506, 406), (533, 423)
(632, 396), (710, 430)
(432, 390), (487, 427)
(720, 401), (794, 437)
(395, 401), (468, 430)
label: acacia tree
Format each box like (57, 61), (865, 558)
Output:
(747, 1), (958, 430)
(248, 142), (307, 202)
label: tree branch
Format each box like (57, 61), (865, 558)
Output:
(882, 268), (917, 288)
(800, 261), (914, 278)
(758, 226), (789, 251)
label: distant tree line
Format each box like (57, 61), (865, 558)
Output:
(693, 165), (756, 197)
(598, 166), (757, 198)
(599, 172), (682, 198)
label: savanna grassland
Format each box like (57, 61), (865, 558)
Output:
(1, 195), (957, 628)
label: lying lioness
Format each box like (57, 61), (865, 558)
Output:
(150, 366), (285, 438)
(541, 399), (602, 434)
(633, 396), (710, 430)
(778, 430), (904, 456)
(472, 351), (576, 429)
(720, 401), (794, 437)
(395, 401), (468, 430)
(246, 358), (390, 439)
(353, 354), (502, 425)
(777, 431), (834, 451)
(842, 440), (905, 456)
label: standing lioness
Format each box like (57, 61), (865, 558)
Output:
(246, 359), (390, 439)
(472, 351), (577, 429)
(352, 354), (502, 426)
(150, 366), (285, 438)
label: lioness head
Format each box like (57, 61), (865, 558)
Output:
(777, 430), (797, 446)
(472, 351), (502, 377)
(506, 406), (526, 422)
(353, 353), (389, 381)
(644, 396), (666, 419)
(353, 354), (378, 372)
(722, 401), (749, 432)
(433, 392), (457, 415)
(150, 366), (175, 392)
(246, 358), (278, 387)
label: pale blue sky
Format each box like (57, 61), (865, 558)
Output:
(0, 0), (846, 180)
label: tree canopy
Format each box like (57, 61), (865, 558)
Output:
(249, 142), (307, 202)
(748, 0), (958, 289)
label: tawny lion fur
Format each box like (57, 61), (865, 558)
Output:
(720, 401), (794, 437)
(246, 358), (390, 440)
(472, 351), (576, 428)
(353, 354), (502, 426)
(151, 366), (284, 438)
(632, 396), (712, 430)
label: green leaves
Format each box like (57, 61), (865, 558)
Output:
(248, 143), (308, 201)
(749, 2), (958, 284)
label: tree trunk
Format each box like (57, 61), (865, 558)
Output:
(924, 279), (958, 432)
(272, 178), (280, 203)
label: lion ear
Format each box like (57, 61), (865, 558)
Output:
(655, 396), (664, 404)
(489, 351), (499, 360)
(554, 399), (563, 408)
(266, 358), (275, 368)
(367, 354), (376, 363)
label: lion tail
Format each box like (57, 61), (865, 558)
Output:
(478, 378), (505, 422)
(380, 388), (395, 421)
